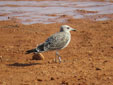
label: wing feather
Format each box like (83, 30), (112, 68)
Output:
(44, 32), (70, 51)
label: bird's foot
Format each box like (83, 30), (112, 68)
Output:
(58, 56), (62, 63)
(53, 57), (62, 63)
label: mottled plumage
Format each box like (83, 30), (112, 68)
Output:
(26, 25), (76, 63)
(44, 32), (70, 51)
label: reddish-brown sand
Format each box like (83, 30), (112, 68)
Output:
(0, 18), (113, 85)
(0, 0), (113, 84)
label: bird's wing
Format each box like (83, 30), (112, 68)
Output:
(44, 32), (70, 51)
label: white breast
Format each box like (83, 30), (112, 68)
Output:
(61, 32), (71, 49)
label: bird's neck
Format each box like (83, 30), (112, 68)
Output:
(65, 31), (71, 34)
(64, 31), (71, 37)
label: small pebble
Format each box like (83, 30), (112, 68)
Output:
(61, 81), (68, 85)
(0, 56), (3, 61)
(37, 79), (43, 81)
(96, 67), (101, 70)
(32, 53), (44, 60)
(108, 77), (112, 80)
(103, 60), (108, 64)
(50, 77), (55, 80)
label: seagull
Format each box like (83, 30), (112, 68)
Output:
(26, 25), (76, 63)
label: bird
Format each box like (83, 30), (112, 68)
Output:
(26, 25), (76, 63)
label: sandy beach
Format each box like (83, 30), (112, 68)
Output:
(0, 0), (113, 85)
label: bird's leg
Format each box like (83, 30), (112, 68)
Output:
(54, 51), (58, 63)
(56, 51), (62, 63)
(54, 56), (58, 63)
(58, 56), (62, 63)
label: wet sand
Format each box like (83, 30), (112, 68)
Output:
(0, 0), (113, 24)
(0, 0), (113, 85)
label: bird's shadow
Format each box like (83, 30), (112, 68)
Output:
(7, 62), (41, 67)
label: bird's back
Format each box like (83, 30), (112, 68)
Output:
(44, 32), (71, 51)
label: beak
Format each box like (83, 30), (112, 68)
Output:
(71, 28), (76, 31)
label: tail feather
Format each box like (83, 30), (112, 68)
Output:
(25, 49), (37, 54)
(25, 43), (45, 54)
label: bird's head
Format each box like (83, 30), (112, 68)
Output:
(60, 25), (76, 32)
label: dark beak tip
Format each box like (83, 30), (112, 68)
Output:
(73, 29), (76, 31)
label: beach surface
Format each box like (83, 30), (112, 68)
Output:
(0, 0), (113, 85)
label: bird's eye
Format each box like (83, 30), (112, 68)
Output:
(67, 27), (70, 29)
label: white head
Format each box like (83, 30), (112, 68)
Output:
(60, 25), (76, 32)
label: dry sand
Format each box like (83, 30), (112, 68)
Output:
(0, 0), (113, 84)
(0, 18), (113, 85)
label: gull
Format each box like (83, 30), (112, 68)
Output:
(26, 25), (76, 63)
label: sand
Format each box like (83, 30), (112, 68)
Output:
(0, 18), (113, 85)
(0, 0), (113, 85)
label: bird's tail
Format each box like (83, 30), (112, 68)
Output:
(25, 43), (45, 54)
(25, 48), (37, 54)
